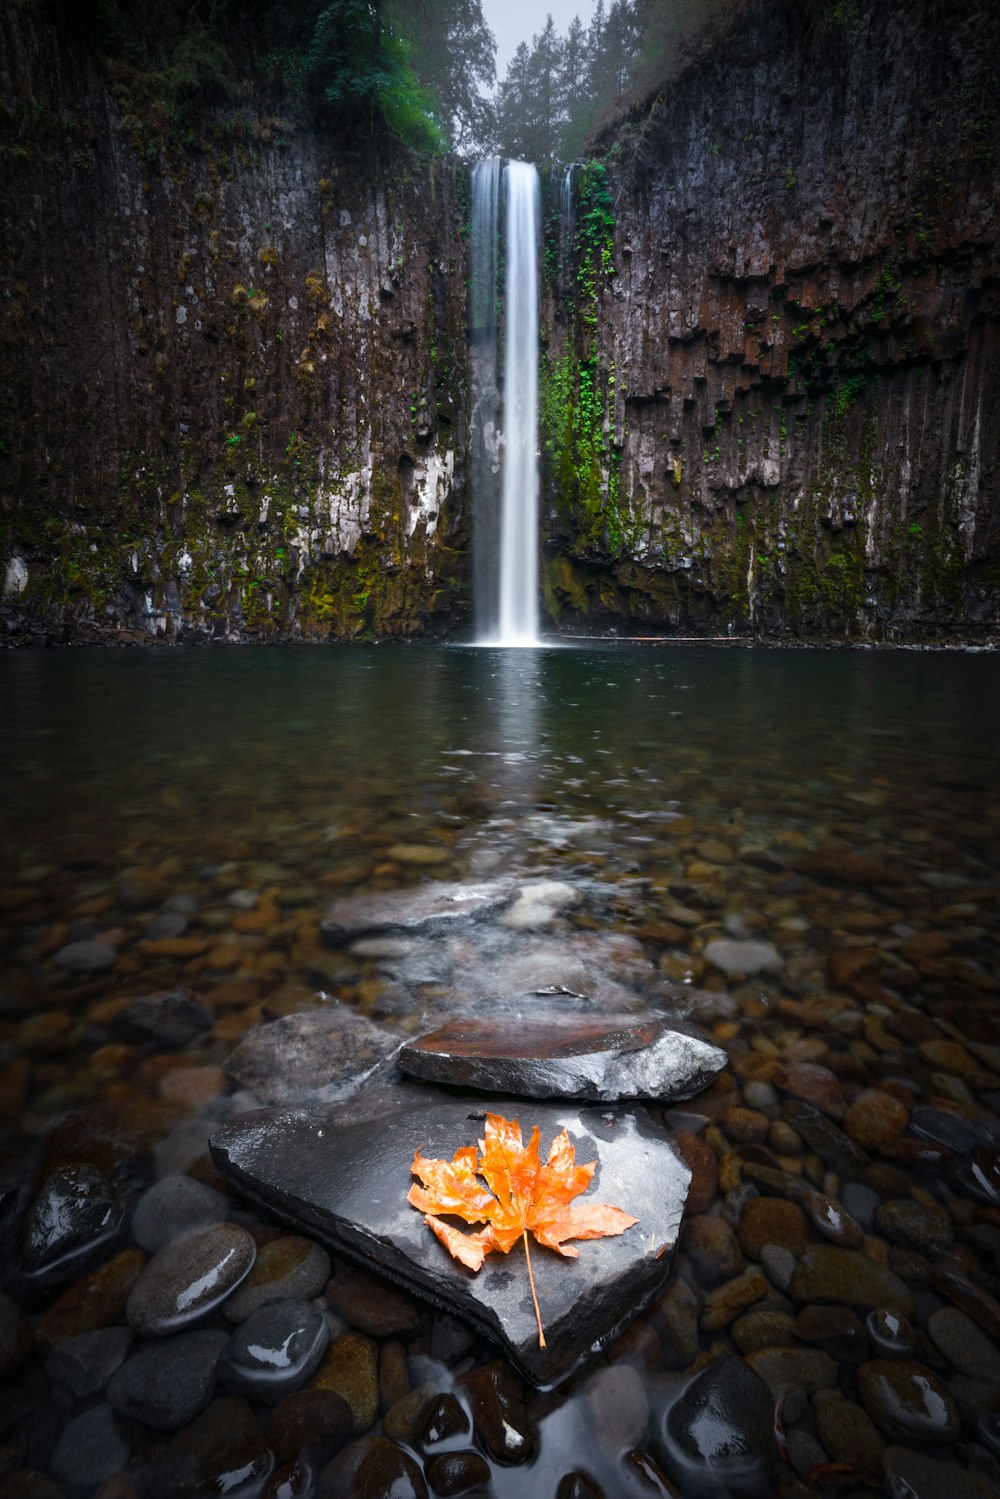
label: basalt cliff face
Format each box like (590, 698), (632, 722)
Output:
(542, 0), (999, 639)
(1, 0), (998, 644)
(0, 6), (470, 642)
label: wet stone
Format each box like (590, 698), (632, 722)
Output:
(875, 1200), (953, 1255)
(219, 1299), (329, 1402)
(318, 1435), (427, 1499)
(267, 1388), (353, 1467)
(399, 1014), (727, 1104)
(731, 1309), (797, 1354)
(814, 1396), (886, 1472)
(223, 1235), (331, 1323)
(311, 1331), (379, 1434)
(910, 1105), (978, 1155)
(52, 939), (117, 974)
(421, 1393), (469, 1447)
(781, 1099), (867, 1175)
(673, 1131), (718, 1215)
(790, 1246), (914, 1316)
(684, 1215), (744, 1287)
(793, 1304), (868, 1360)
(883, 1446), (1000, 1499)
(845, 1090), (909, 1151)
(131, 1174), (228, 1254)
(383, 1386), (438, 1447)
(842, 1183), (880, 1233)
(857, 1359), (960, 1444)
(701, 1268), (768, 1331)
(459, 1361), (533, 1465)
(703, 940), (783, 977)
(113, 987), (212, 1049)
(321, 881), (513, 944)
(759, 1244), (796, 1293)
(126, 1223), (256, 1336)
(657, 1354), (776, 1497)
(224, 1006), (400, 1106)
(425, 1450), (491, 1497)
(738, 1196), (815, 1259)
(141, 1395), (274, 1499)
(46, 1325), (134, 1398)
(804, 1192), (865, 1248)
(581, 1364), (649, 1450)
(744, 1345), (838, 1396)
(655, 1275), (700, 1370)
(928, 1307), (1000, 1381)
(325, 1270), (421, 1339)
(107, 1329), (229, 1430)
(378, 1341), (410, 1411)
(36, 1248), (146, 1353)
(212, 1093), (690, 1386)
(19, 1164), (123, 1280)
(959, 1150), (1000, 1207)
(50, 1403), (129, 1491)
(780, 1062), (844, 1120)
(264, 1459), (316, 1499)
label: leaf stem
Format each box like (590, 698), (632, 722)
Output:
(522, 1230), (546, 1348)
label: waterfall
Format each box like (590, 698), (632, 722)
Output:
(497, 160), (540, 646)
(470, 158), (540, 647)
(469, 158), (500, 640)
(559, 163), (577, 299)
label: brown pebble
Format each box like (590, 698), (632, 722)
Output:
(701, 1268), (768, 1331)
(844, 1089), (909, 1151)
(325, 1271), (421, 1339)
(673, 1132), (718, 1215)
(310, 1331), (379, 1434)
(267, 1388), (353, 1466)
(379, 1341), (410, 1412)
(738, 1196), (815, 1259)
(683, 1216), (744, 1287)
(36, 1249), (146, 1352)
(719, 1106), (770, 1145)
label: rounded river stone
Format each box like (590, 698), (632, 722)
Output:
(50, 1403), (129, 1490)
(131, 1174), (228, 1254)
(222, 1235), (330, 1324)
(927, 1307), (1000, 1381)
(866, 1309), (916, 1359)
(790, 1246), (913, 1315)
(318, 1435), (427, 1499)
(126, 1223), (255, 1336)
(107, 1329), (229, 1430)
(143, 1395), (274, 1499)
(219, 1299), (330, 1402)
(658, 1355), (777, 1496)
(857, 1359), (960, 1444)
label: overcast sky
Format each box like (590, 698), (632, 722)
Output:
(480, 0), (591, 80)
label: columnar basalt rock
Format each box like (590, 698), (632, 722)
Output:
(540, 0), (1000, 640)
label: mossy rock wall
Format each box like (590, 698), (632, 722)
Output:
(0, 5), (471, 642)
(540, 0), (1000, 640)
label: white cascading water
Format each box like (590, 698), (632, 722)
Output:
(496, 160), (540, 646)
(469, 158), (501, 640)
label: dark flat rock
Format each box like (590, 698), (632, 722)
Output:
(321, 880), (513, 945)
(224, 1005), (401, 1106)
(398, 1015), (726, 1103)
(210, 1092), (690, 1387)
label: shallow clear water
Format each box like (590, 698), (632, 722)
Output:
(2, 643), (999, 1496)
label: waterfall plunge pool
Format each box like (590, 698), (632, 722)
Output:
(1, 643), (998, 1497)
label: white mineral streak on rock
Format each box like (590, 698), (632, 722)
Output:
(408, 451), (454, 538)
(3, 555), (28, 599)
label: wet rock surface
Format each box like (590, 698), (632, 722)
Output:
(657, 1354), (777, 1495)
(399, 1014), (726, 1102)
(219, 1299), (330, 1402)
(211, 1092), (690, 1385)
(19, 1164), (123, 1280)
(224, 1006), (401, 1106)
(126, 1223), (256, 1336)
(322, 882), (514, 944)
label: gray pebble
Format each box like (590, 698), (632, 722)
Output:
(219, 1300), (330, 1403)
(760, 1244), (797, 1293)
(46, 1326), (134, 1398)
(744, 1081), (778, 1110)
(108, 1329), (229, 1430)
(842, 1183), (880, 1233)
(145, 912), (189, 940)
(52, 939), (117, 973)
(50, 1403), (129, 1489)
(131, 1174), (228, 1253)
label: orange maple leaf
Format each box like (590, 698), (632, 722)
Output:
(408, 1111), (638, 1347)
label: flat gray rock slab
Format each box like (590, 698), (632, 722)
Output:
(399, 1016), (727, 1103)
(211, 1093), (690, 1387)
(321, 881), (514, 945)
(224, 1005), (401, 1106)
